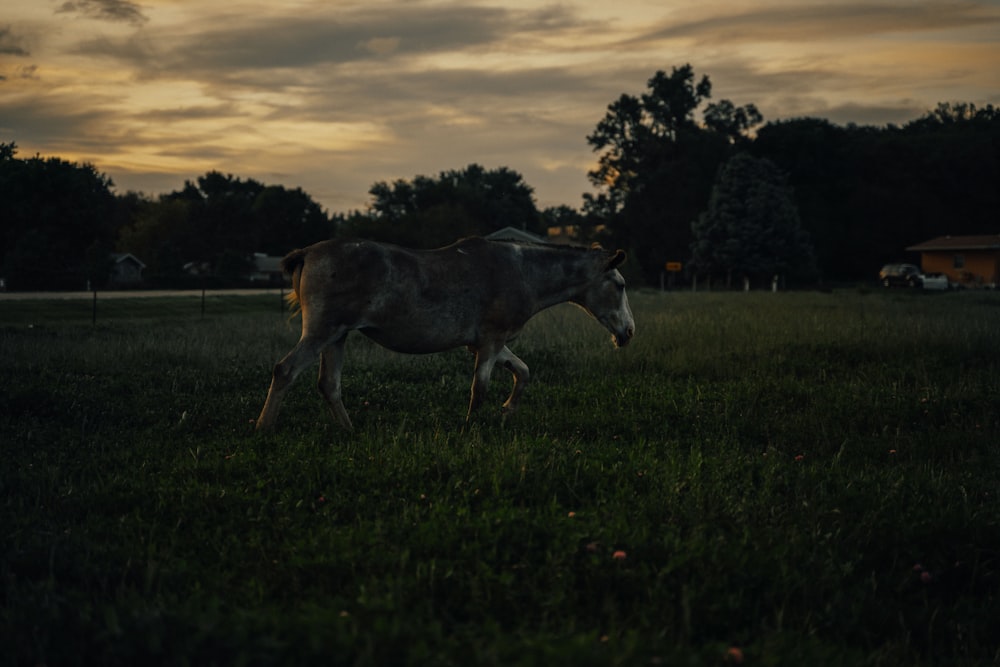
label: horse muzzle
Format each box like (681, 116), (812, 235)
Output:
(613, 325), (635, 348)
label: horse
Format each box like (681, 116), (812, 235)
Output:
(255, 236), (635, 431)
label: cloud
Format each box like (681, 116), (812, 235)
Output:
(359, 37), (401, 57)
(56, 0), (148, 26)
(62, 1), (606, 139)
(0, 91), (110, 150)
(168, 6), (507, 70)
(131, 102), (239, 123)
(633, 1), (1000, 45)
(0, 25), (30, 56)
(4, 0), (997, 211)
(70, 33), (157, 68)
(71, 3), (585, 73)
(16, 64), (39, 80)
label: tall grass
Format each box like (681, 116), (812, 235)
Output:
(2, 290), (998, 665)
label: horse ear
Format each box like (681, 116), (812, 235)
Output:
(605, 249), (626, 271)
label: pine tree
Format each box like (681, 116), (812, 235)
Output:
(691, 153), (816, 288)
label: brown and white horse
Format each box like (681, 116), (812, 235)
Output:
(256, 236), (634, 430)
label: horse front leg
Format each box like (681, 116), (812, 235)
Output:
(496, 346), (529, 415)
(467, 343), (501, 421)
(318, 336), (353, 431)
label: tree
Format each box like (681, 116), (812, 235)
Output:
(119, 172), (334, 283)
(346, 164), (541, 247)
(587, 92), (648, 215)
(585, 65), (760, 285)
(1, 143), (119, 289)
(704, 100), (763, 146)
(750, 118), (851, 280)
(587, 66), (711, 204)
(251, 185), (332, 255)
(116, 195), (195, 280)
(751, 106), (1000, 281)
(690, 153), (815, 287)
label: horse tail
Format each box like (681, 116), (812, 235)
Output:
(281, 248), (307, 315)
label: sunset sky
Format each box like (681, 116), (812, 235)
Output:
(2, 0), (999, 213)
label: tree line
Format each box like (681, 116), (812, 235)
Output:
(584, 65), (999, 287)
(2, 64), (998, 290)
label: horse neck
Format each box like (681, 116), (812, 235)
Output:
(515, 245), (596, 311)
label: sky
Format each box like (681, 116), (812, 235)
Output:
(2, 0), (999, 214)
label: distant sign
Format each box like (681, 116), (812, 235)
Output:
(665, 262), (683, 272)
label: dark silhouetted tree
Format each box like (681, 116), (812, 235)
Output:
(345, 164), (540, 247)
(691, 153), (815, 288)
(1, 143), (119, 289)
(586, 65), (759, 285)
(704, 100), (763, 146)
(117, 196), (195, 281)
(251, 184), (332, 255)
(117, 172), (333, 283)
(752, 104), (1000, 281)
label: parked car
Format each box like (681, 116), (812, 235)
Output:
(920, 273), (950, 290)
(879, 263), (923, 288)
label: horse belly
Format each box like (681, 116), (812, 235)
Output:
(359, 324), (473, 354)
(357, 299), (479, 353)
(351, 278), (489, 353)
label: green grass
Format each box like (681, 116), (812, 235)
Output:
(0, 292), (286, 324)
(2, 289), (999, 665)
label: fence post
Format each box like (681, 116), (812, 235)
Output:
(92, 289), (97, 325)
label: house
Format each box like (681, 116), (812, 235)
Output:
(906, 235), (1000, 288)
(485, 226), (545, 244)
(249, 253), (287, 284)
(110, 253), (145, 285)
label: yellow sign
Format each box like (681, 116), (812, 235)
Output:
(665, 262), (683, 272)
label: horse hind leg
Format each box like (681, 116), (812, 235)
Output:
(256, 334), (329, 431)
(496, 346), (530, 415)
(318, 337), (353, 431)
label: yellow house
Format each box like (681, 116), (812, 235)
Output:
(906, 235), (1000, 288)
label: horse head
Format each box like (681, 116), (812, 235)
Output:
(574, 245), (635, 348)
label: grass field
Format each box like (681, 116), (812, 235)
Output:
(2, 289), (999, 666)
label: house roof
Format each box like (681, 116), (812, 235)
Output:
(906, 235), (1000, 252)
(485, 226), (545, 244)
(111, 252), (146, 268)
